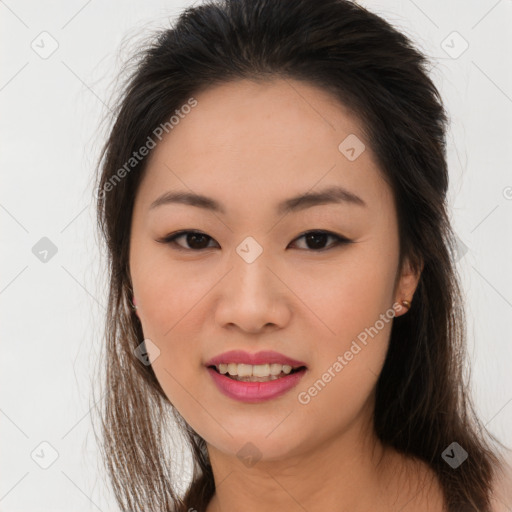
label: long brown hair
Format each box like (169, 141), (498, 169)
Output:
(92, 0), (506, 510)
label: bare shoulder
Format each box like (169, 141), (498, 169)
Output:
(391, 454), (446, 511)
(386, 449), (512, 512)
(489, 454), (512, 512)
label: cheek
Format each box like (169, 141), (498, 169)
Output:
(139, 295), (207, 429)
(294, 246), (398, 424)
(295, 295), (394, 439)
(296, 245), (398, 349)
(133, 247), (214, 337)
(131, 256), (215, 415)
(135, 272), (206, 370)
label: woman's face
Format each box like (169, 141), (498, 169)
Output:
(129, 78), (420, 461)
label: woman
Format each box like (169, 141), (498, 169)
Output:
(93, 0), (511, 510)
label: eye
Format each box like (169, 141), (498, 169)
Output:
(158, 230), (219, 251)
(289, 230), (353, 251)
(157, 230), (352, 252)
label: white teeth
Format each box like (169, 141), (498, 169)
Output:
(237, 364), (252, 377)
(269, 363), (282, 376)
(214, 362), (298, 378)
(251, 363), (269, 377)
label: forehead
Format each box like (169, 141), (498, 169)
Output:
(136, 78), (392, 217)
(151, 78), (369, 161)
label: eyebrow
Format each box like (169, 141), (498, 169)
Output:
(149, 185), (367, 215)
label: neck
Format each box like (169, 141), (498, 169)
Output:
(204, 401), (441, 512)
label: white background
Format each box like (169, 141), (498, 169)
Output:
(1, 0), (511, 510)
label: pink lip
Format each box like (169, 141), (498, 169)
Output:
(205, 350), (307, 368)
(207, 367), (307, 403)
(205, 351), (308, 403)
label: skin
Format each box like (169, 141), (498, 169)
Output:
(129, 78), (446, 511)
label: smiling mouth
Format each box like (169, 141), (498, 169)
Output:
(208, 363), (307, 382)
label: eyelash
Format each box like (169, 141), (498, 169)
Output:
(157, 230), (353, 252)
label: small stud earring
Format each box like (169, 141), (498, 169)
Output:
(401, 299), (411, 310)
(131, 296), (138, 310)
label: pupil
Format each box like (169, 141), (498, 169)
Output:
(306, 233), (327, 250)
(188, 233), (209, 249)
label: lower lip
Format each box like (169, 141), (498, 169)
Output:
(206, 367), (307, 403)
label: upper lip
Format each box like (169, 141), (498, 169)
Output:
(205, 350), (307, 368)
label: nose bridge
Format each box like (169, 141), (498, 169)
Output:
(230, 237), (276, 300)
(215, 238), (289, 331)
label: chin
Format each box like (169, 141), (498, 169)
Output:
(202, 426), (309, 464)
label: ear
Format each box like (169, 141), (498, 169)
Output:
(393, 256), (423, 317)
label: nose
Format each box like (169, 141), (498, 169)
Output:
(214, 252), (291, 334)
